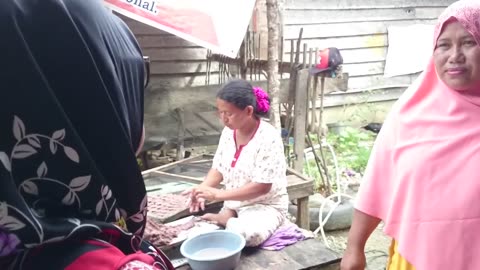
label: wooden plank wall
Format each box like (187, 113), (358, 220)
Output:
(118, 0), (455, 97)
(115, 1), (457, 147)
(118, 15), (219, 89)
(282, 0), (455, 91)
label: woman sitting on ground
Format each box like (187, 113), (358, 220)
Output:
(185, 80), (289, 247)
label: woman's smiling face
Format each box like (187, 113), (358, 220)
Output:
(433, 21), (480, 91)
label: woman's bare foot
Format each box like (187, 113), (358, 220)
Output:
(201, 209), (237, 227)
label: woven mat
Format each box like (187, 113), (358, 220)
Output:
(144, 216), (195, 247)
(147, 193), (190, 222)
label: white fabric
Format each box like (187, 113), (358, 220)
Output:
(383, 24), (435, 78)
(226, 204), (285, 247)
(212, 120), (288, 212)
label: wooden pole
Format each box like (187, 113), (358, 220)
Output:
(307, 47), (314, 132)
(266, 0), (281, 130)
(175, 108), (185, 161)
(285, 29), (303, 139)
(293, 69), (309, 172)
(294, 69), (310, 229)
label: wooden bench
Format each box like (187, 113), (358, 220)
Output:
(142, 154), (315, 229)
(165, 238), (341, 270)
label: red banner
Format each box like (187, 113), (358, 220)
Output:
(104, 0), (256, 57)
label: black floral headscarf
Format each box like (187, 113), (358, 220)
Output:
(0, 0), (152, 268)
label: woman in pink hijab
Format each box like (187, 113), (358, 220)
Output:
(341, 1), (480, 270)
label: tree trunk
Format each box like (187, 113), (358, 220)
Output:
(266, 0), (281, 131)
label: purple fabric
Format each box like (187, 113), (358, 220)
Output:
(259, 223), (305, 251)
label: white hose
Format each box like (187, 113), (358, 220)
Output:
(305, 138), (354, 248)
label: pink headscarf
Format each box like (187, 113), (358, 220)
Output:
(356, 1), (480, 269)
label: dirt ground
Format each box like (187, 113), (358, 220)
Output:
(323, 223), (390, 270)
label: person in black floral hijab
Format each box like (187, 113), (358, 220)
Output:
(0, 0), (172, 269)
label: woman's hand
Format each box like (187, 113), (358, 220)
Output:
(182, 188), (205, 213)
(193, 186), (222, 202)
(340, 248), (366, 270)
(340, 209), (380, 270)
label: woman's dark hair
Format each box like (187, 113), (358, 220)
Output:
(216, 79), (270, 117)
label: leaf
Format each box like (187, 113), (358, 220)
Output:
(105, 189), (112, 200)
(130, 213), (144, 223)
(115, 209), (120, 220)
(69, 176), (91, 192)
(31, 207), (46, 218)
(101, 185), (109, 196)
(0, 152), (11, 172)
(81, 209), (93, 215)
(64, 146), (79, 163)
(67, 218), (81, 226)
(140, 195), (147, 210)
(24, 243), (38, 248)
(1, 216), (26, 231)
(95, 200), (103, 216)
(12, 144), (37, 159)
(13, 116), (25, 141)
(134, 227), (143, 236)
(42, 236), (65, 244)
(61, 191), (75, 206)
(27, 136), (41, 148)
(0, 202), (7, 218)
(52, 129), (66, 141)
(36, 162), (47, 178)
(22, 181), (39, 196)
(119, 208), (127, 218)
(49, 139), (57, 154)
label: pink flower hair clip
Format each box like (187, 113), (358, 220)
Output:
(253, 86), (270, 113)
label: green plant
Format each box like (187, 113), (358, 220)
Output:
(303, 127), (376, 194)
(327, 127), (374, 173)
